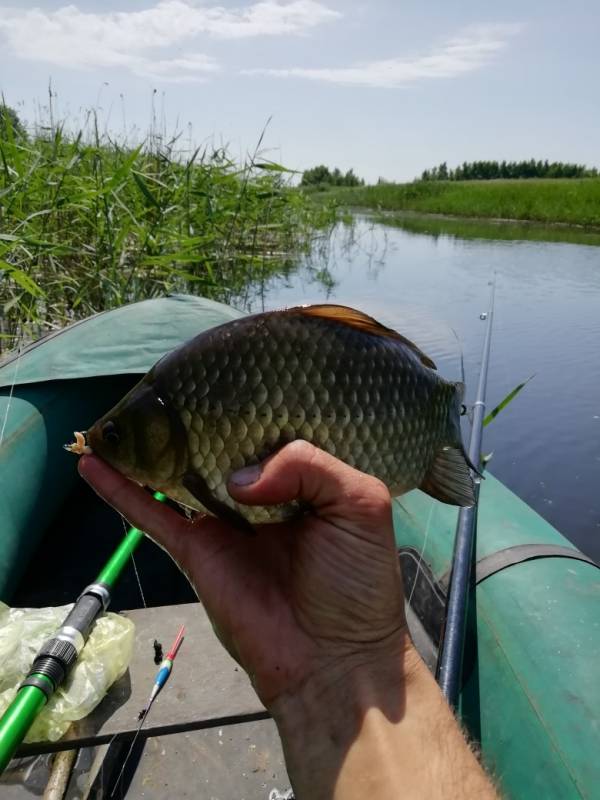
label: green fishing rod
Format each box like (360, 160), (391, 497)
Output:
(0, 491), (165, 775)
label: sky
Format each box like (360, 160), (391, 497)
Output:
(0, 1), (598, 182)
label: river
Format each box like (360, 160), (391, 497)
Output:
(245, 214), (600, 563)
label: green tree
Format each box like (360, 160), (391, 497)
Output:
(301, 164), (364, 188)
(419, 158), (595, 182)
(301, 165), (332, 186)
(343, 168), (363, 187)
(330, 167), (342, 185)
(0, 103), (27, 140)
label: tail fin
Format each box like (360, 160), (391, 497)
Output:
(419, 381), (476, 507)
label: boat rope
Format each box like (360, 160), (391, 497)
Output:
(439, 543), (598, 591)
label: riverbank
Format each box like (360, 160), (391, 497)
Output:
(312, 178), (600, 228)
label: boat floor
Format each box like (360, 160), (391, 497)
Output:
(2, 719), (289, 799)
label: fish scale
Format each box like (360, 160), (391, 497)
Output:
(86, 305), (475, 526)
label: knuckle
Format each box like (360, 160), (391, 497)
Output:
(363, 476), (392, 514)
(285, 439), (319, 463)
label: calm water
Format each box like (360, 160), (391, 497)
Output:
(245, 216), (600, 562)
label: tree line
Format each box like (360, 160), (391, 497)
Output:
(421, 160), (598, 181)
(301, 164), (364, 188)
(0, 105), (27, 139)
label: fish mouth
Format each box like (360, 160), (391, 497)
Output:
(64, 430), (92, 455)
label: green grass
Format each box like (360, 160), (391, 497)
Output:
(314, 178), (600, 228)
(0, 119), (335, 353)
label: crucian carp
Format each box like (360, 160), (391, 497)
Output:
(67, 304), (475, 528)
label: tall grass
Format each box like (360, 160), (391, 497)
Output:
(315, 179), (600, 228)
(0, 112), (335, 353)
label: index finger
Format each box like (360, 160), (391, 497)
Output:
(77, 454), (221, 566)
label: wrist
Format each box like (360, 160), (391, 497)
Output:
(270, 635), (497, 800)
(270, 629), (419, 722)
(269, 632), (421, 799)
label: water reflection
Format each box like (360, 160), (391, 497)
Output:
(249, 216), (600, 562)
(377, 211), (600, 248)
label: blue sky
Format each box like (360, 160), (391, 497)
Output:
(0, 1), (598, 181)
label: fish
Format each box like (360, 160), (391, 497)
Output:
(75, 304), (475, 528)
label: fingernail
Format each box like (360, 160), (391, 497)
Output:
(230, 464), (262, 486)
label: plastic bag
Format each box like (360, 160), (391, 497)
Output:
(0, 601), (134, 742)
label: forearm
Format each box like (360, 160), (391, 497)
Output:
(271, 642), (498, 800)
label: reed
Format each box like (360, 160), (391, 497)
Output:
(0, 111), (335, 353)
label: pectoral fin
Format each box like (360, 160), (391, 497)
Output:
(182, 472), (255, 535)
(420, 446), (476, 507)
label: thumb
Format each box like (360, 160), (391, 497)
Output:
(228, 441), (393, 536)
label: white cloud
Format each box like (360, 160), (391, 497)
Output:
(243, 23), (523, 87)
(0, 1), (340, 82)
(134, 54), (221, 83)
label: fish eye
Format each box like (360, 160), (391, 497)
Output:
(102, 420), (120, 445)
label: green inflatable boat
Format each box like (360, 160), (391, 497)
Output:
(1, 295), (598, 799)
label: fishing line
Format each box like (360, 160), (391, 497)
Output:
(108, 709), (149, 798)
(448, 325), (466, 383)
(0, 345), (22, 449)
(405, 322), (463, 631)
(121, 515), (147, 609)
(93, 732), (118, 798)
(406, 500), (435, 610)
(130, 554), (147, 610)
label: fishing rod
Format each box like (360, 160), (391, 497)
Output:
(436, 280), (495, 708)
(0, 491), (166, 775)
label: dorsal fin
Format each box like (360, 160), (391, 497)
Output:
(288, 304), (437, 370)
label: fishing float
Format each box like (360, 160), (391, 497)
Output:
(109, 623), (186, 797)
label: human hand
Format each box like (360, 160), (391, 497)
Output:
(80, 442), (498, 800)
(78, 440), (410, 708)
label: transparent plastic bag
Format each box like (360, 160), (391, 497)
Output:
(0, 601), (134, 742)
